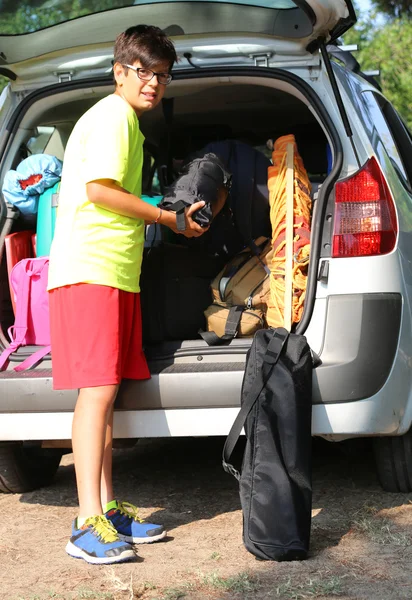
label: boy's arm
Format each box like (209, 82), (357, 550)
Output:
(86, 179), (207, 237)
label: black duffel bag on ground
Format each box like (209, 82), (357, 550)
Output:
(223, 327), (313, 561)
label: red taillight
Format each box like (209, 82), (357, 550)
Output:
(332, 157), (398, 258)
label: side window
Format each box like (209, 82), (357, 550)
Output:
(374, 94), (412, 186)
(361, 91), (411, 191)
(26, 126), (55, 155)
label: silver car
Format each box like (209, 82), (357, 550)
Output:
(0, 0), (411, 495)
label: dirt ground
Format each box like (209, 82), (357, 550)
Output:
(1, 437), (412, 600)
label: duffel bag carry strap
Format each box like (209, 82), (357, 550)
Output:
(163, 198), (187, 231)
(222, 327), (289, 480)
(199, 305), (244, 346)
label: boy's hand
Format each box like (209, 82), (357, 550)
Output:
(166, 201), (209, 238)
(184, 201), (210, 237)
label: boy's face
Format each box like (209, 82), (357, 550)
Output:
(113, 60), (170, 117)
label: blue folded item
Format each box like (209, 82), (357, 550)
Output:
(2, 154), (63, 215)
(36, 181), (60, 257)
(141, 194), (163, 207)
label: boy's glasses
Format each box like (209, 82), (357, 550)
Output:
(123, 64), (172, 85)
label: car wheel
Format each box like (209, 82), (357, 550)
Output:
(0, 441), (63, 493)
(373, 430), (412, 492)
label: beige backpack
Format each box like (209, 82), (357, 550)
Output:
(201, 238), (273, 345)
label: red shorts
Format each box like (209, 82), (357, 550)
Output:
(48, 284), (150, 390)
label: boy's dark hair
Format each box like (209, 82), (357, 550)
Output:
(114, 24), (177, 71)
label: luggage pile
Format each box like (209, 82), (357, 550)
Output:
(200, 135), (312, 343)
(141, 135), (313, 344)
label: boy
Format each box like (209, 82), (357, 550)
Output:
(48, 25), (207, 565)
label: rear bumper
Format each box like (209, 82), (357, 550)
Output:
(0, 396), (407, 441)
(0, 292), (407, 440)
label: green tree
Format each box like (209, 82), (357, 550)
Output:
(0, 1), (130, 34)
(371, 0), (411, 18)
(344, 16), (412, 130)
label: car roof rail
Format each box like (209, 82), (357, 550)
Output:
(326, 43), (382, 92)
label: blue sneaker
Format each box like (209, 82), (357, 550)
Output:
(65, 515), (135, 564)
(105, 500), (167, 544)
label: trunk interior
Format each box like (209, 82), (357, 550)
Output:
(0, 73), (330, 366)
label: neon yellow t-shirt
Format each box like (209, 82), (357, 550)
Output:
(48, 94), (145, 293)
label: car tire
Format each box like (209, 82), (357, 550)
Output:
(373, 430), (412, 492)
(0, 441), (63, 493)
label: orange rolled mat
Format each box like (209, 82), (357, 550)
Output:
(266, 134), (312, 329)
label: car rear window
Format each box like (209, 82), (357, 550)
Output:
(361, 90), (410, 189)
(0, 0), (297, 35)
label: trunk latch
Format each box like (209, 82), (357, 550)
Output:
(250, 53), (271, 68)
(56, 71), (73, 83)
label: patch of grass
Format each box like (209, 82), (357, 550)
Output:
(274, 576), (344, 599)
(353, 505), (412, 547)
(76, 591), (114, 600)
(160, 589), (187, 600)
(210, 551), (221, 560)
(202, 571), (258, 594)
(154, 582), (195, 600)
(16, 592), (115, 600)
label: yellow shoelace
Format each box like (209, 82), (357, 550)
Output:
(84, 515), (119, 543)
(117, 501), (144, 523)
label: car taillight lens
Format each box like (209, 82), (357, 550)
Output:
(332, 157), (398, 258)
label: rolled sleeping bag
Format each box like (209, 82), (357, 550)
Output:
(159, 153), (232, 231)
(2, 154), (62, 216)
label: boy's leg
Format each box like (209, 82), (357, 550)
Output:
(101, 405), (115, 508)
(68, 384), (136, 564)
(73, 385), (118, 518)
(103, 292), (166, 544)
(50, 285), (135, 563)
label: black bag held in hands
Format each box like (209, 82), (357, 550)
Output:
(159, 153), (232, 230)
(223, 327), (313, 561)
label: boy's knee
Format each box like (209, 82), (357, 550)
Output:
(78, 385), (119, 410)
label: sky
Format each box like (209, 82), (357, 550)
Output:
(356, 0), (373, 12)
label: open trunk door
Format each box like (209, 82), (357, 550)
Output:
(0, 0), (356, 89)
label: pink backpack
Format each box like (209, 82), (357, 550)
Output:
(0, 257), (51, 372)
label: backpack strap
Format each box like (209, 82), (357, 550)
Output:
(14, 344), (51, 372)
(0, 260), (32, 370)
(14, 258), (51, 370)
(222, 327), (289, 480)
(199, 305), (244, 346)
(165, 198), (187, 231)
(0, 259), (51, 372)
